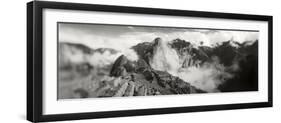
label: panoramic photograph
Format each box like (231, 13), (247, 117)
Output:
(58, 22), (259, 99)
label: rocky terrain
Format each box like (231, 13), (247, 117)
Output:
(58, 37), (258, 99)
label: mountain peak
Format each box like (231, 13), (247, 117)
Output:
(152, 37), (164, 46)
(110, 55), (135, 77)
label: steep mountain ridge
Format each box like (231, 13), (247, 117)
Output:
(58, 37), (258, 99)
(132, 37), (258, 92)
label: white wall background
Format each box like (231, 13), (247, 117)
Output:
(0, 0), (279, 123)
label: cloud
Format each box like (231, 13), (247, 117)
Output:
(148, 39), (238, 92)
(59, 23), (259, 51)
(87, 51), (120, 67)
(177, 58), (235, 92)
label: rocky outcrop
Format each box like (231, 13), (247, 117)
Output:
(123, 81), (135, 96)
(110, 55), (134, 77)
(132, 38), (210, 69)
(136, 59), (155, 81)
(113, 82), (129, 97)
(73, 88), (89, 98)
(136, 59), (150, 72)
(169, 38), (209, 68)
(131, 42), (154, 64)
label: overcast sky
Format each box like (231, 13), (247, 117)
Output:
(59, 23), (259, 50)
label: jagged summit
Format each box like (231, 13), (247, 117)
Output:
(110, 55), (135, 77)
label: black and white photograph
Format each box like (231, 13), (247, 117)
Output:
(58, 22), (259, 99)
(25, 1), (273, 122)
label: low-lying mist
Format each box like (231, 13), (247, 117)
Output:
(149, 39), (238, 92)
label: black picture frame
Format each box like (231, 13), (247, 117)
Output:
(27, 1), (273, 122)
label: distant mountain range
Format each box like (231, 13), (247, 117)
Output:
(58, 37), (258, 99)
